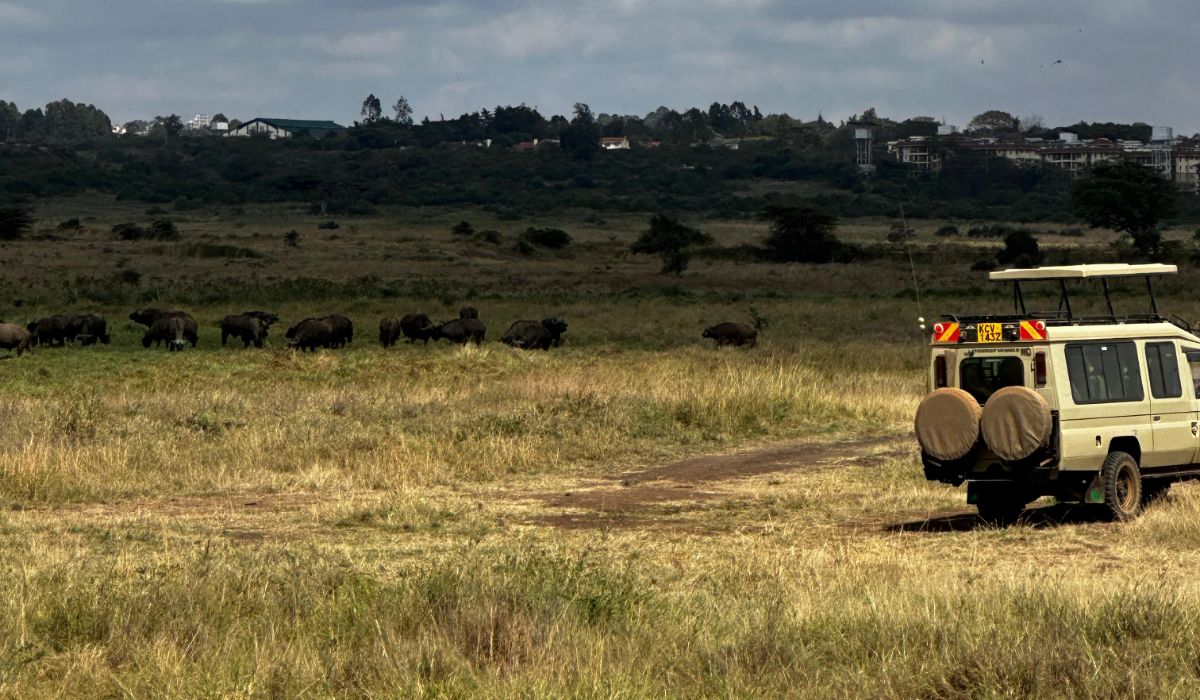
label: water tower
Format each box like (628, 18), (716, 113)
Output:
(1150, 126), (1173, 177)
(854, 126), (874, 174)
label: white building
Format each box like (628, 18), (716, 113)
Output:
(225, 118), (346, 140)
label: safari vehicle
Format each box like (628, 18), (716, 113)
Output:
(915, 263), (1200, 523)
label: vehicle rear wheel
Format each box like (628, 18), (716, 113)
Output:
(974, 489), (1027, 526)
(1100, 451), (1142, 521)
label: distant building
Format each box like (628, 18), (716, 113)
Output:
(600, 136), (630, 150)
(225, 118), (346, 140)
(187, 114), (210, 130)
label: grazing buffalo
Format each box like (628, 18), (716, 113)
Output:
(0, 323), (30, 356)
(143, 316), (189, 351)
(286, 314), (353, 349)
(220, 314), (269, 348)
(400, 313), (436, 343)
(379, 317), (402, 347)
(289, 318), (336, 352)
(434, 318), (486, 345)
(459, 306), (479, 320)
(68, 313), (111, 345)
(501, 318), (569, 350)
(702, 322), (758, 348)
(27, 315), (73, 346)
(129, 308), (199, 347)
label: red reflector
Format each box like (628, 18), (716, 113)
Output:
(933, 322), (945, 336)
(934, 355), (948, 388)
(1035, 352), (1047, 387)
(1034, 320), (1046, 332)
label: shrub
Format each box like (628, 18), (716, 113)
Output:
(630, 214), (712, 274)
(0, 206), (35, 240)
(935, 224), (960, 237)
(57, 217), (83, 232)
(183, 243), (265, 259)
(513, 240), (535, 255)
(317, 220), (339, 230)
(112, 222), (148, 240)
(760, 206), (856, 263)
(118, 269), (142, 285)
(451, 220), (475, 237)
(886, 221), (915, 243)
(284, 230), (300, 248)
(150, 219), (179, 241)
(475, 229), (502, 244)
(997, 229), (1042, 267)
(522, 227), (572, 249)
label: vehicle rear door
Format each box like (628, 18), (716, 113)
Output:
(1143, 341), (1197, 468)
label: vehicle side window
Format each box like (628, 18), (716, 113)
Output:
(1065, 342), (1143, 404)
(1145, 342), (1183, 399)
(1186, 350), (1200, 399)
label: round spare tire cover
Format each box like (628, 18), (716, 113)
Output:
(980, 386), (1053, 462)
(914, 388), (982, 461)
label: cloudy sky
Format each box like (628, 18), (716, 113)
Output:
(2, 0), (1199, 132)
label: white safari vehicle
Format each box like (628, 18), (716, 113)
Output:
(916, 263), (1200, 523)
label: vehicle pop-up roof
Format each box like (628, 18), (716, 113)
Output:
(963, 264), (1181, 326)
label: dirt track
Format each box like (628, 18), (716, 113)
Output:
(533, 435), (913, 530)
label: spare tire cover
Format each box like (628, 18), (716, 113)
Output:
(915, 388), (982, 461)
(980, 386), (1053, 462)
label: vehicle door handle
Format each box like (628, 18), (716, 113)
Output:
(1153, 415), (1162, 422)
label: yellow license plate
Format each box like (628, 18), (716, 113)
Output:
(977, 323), (1003, 343)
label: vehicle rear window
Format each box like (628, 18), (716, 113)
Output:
(1146, 342), (1182, 399)
(1186, 350), (1200, 398)
(959, 356), (1025, 403)
(1065, 342), (1143, 404)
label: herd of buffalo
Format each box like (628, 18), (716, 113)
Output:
(0, 307), (760, 356)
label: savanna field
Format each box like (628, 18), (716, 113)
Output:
(10, 200), (1200, 697)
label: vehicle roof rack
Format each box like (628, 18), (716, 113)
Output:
(989, 263), (1177, 281)
(976, 264), (1176, 324)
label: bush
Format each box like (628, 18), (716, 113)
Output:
(997, 229), (1042, 267)
(522, 227), (572, 249)
(935, 224), (960, 237)
(513, 240), (535, 255)
(886, 221), (915, 243)
(150, 219), (179, 241)
(183, 243), (265, 259)
(57, 217), (83, 232)
(760, 206), (856, 263)
(317, 220), (339, 230)
(451, 220), (474, 237)
(284, 230), (300, 248)
(112, 222), (148, 240)
(475, 229), (502, 244)
(0, 206), (35, 240)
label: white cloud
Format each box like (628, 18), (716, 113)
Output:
(305, 28), (408, 58)
(451, 9), (618, 59)
(0, 2), (45, 24)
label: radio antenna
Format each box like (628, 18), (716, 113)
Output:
(898, 203), (925, 336)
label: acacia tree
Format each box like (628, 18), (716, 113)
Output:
(760, 206), (854, 263)
(967, 109), (1019, 134)
(631, 214), (712, 274)
(1072, 161), (1177, 257)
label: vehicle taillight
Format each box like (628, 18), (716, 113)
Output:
(934, 354), (948, 388)
(1034, 351), (1047, 387)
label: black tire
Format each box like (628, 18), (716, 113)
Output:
(1100, 451), (1142, 521)
(1142, 480), (1171, 506)
(975, 489), (1027, 525)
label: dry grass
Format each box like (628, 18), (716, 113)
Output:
(6, 201), (1200, 696)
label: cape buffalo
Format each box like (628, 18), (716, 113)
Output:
(435, 318), (486, 345)
(459, 306), (479, 320)
(501, 318), (568, 350)
(379, 317), (401, 347)
(130, 309), (199, 347)
(702, 322), (758, 348)
(0, 323), (30, 356)
(287, 314), (353, 348)
(220, 314), (268, 348)
(289, 318), (336, 352)
(400, 313), (436, 343)
(27, 315), (75, 346)
(143, 316), (189, 351)
(68, 313), (110, 345)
